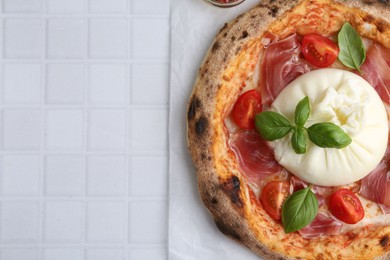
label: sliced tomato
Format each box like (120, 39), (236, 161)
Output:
(231, 89), (262, 129)
(301, 34), (339, 68)
(329, 189), (364, 224)
(260, 181), (291, 220)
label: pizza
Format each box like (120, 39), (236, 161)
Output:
(187, 0), (390, 259)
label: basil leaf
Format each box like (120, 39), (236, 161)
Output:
(338, 22), (366, 72)
(295, 96), (310, 127)
(282, 188), (318, 234)
(291, 128), (307, 154)
(307, 122), (352, 148)
(255, 111), (292, 141)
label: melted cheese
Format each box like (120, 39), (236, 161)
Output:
(341, 195), (390, 233)
(270, 69), (388, 186)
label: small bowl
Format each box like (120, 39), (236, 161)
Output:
(206, 0), (246, 8)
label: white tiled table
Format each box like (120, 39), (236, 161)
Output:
(0, 0), (170, 259)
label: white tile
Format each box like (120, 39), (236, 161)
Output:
(89, 64), (127, 105)
(132, 18), (169, 59)
(2, 110), (41, 150)
(0, 248), (39, 260)
(47, 0), (85, 14)
(43, 248), (83, 260)
(47, 19), (86, 59)
(44, 201), (84, 243)
(87, 155), (125, 196)
(130, 201), (167, 243)
(129, 247), (166, 260)
(45, 155), (84, 196)
(130, 109), (167, 152)
(87, 201), (125, 243)
(130, 156), (167, 197)
(3, 0), (43, 13)
(1, 155), (40, 196)
(89, 0), (127, 13)
(46, 63), (85, 104)
(0, 202), (39, 243)
(4, 18), (43, 58)
(131, 63), (168, 105)
(86, 248), (124, 260)
(89, 19), (128, 59)
(3, 63), (42, 104)
(88, 109), (126, 151)
(46, 110), (84, 151)
(132, 0), (170, 15)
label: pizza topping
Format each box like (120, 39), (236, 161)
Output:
(254, 111), (293, 141)
(256, 96), (352, 154)
(229, 130), (285, 184)
(226, 24), (389, 240)
(270, 69), (388, 186)
(260, 181), (291, 220)
(359, 148), (390, 206)
(260, 34), (310, 106)
(290, 176), (330, 208)
(231, 90), (262, 129)
(301, 34), (339, 68)
(361, 43), (390, 104)
(329, 188), (365, 224)
(379, 204), (390, 214)
(281, 186), (318, 233)
(337, 23), (366, 72)
(298, 212), (343, 239)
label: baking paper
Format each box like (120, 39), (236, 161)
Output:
(169, 0), (262, 259)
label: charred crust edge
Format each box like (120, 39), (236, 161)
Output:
(195, 116), (209, 137)
(221, 175), (243, 208)
(188, 96), (201, 121)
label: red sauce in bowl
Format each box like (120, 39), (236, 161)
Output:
(207, 0), (245, 7)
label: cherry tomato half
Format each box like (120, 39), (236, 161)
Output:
(329, 189), (364, 224)
(301, 34), (339, 68)
(231, 89), (262, 129)
(260, 181), (291, 220)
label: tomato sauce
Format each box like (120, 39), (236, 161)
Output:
(207, 0), (245, 7)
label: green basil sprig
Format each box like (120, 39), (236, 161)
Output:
(282, 187), (318, 233)
(295, 96), (310, 126)
(292, 127), (307, 154)
(255, 96), (352, 154)
(307, 122), (352, 148)
(255, 111), (292, 141)
(338, 22), (366, 72)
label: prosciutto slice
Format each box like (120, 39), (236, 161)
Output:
(379, 204), (390, 214)
(298, 212), (343, 239)
(359, 147), (390, 206)
(260, 34), (310, 106)
(229, 130), (285, 184)
(290, 176), (332, 208)
(361, 44), (390, 104)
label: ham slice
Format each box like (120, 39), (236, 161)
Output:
(290, 176), (331, 208)
(298, 212), (343, 239)
(290, 175), (308, 192)
(359, 148), (390, 206)
(359, 47), (390, 207)
(229, 130), (285, 184)
(260, 34), (310, 106)
(379, 204), (390, 214)
(361, 44), (390, 104)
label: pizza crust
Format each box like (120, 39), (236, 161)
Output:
(187, 0), (390, 259)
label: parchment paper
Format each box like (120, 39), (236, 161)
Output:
(169, 0), (262, 259)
